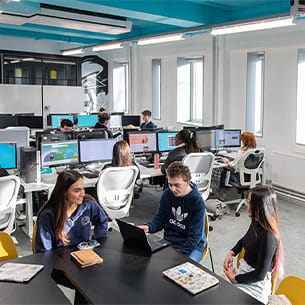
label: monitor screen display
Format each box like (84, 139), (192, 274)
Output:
(196, 130), (216, 150)
(41, 140), (78, 167)
(51, 115), (74, 128)
(79, 138), (117, 163)
(157, 132), (178, 152)
(17, 115), (43, 129)
(215, 129), (241, 148)
(77, 114), (98, 128)
(108, 115), (122, 128)
(122, 115), (141, 127)
(128, 132), (157, 153)
(0, 142), (17, 169)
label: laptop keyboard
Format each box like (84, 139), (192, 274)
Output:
(147, 234), (164, 250)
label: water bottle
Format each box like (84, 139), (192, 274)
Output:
(154, 153), (160, 169)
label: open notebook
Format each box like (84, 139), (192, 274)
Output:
(163, 262), (219, 295)
(0, 263), (44, 283)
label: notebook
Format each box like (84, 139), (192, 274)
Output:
(163, 262), (219, 294)
(0, 263), (44, 283)
(116, 219), (169, 253)
(70, 248), (103, 268)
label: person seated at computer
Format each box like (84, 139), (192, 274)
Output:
(140, 110), (156, 129)
(217, 132), (257, 198)
(35, 170), (108, 252)
(94, 112), (113, 138)
(223, 186), (283, 304)
(99, 107), (106, 113)
(102, 140), (141, 198)
(161, 129), (201, 175)
(138, 161), (206, 262)
(60, 119), (73, 132)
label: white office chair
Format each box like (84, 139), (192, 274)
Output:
(183, 152), (215, 201)
(96, 165), (139, 230)
(225, 148), (265, 216)
(0, 175), (20, 235)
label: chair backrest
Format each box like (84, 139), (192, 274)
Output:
(199, 212), (210, 263)
(0, 175), (20, 234)
(237, 247), (277, 294)
(276, 276), (305, 304)
(32, 222), (37, 253)
(183, 152), (214, 201)
(235, 148), (265, 188)
(0, 231), (18, 262)
(96, 165), (139, 220)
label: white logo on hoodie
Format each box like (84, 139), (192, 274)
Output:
(169, 206), (188, 229)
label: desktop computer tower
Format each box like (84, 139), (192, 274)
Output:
(20, 147), (41, 183)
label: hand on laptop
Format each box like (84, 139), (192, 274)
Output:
(138, 225), (149, 233)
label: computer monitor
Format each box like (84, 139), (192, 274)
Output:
(36, 131), (74, 150)
(196, 130), (216, 151)
(157, 131), (178, 152)
(122, 128), (140, 142)
(74, 129), (107, 140)
(215, 129), (241, 148)
(0, 142), (17, 169)
(128, 131), (157, 153)
(0, 129), (29, 167)
(41, 140), (79, 168)
(79, 138), (117, 163)
(77, 114), (98, 128)
(0, 115), (17, 128)
(51, 114), (74, 128)
(121, 115), (141, 127)
(108, 115), (122, 128)
(16, 115), (43, 129)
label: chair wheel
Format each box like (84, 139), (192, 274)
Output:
(235, 212), (240, 217)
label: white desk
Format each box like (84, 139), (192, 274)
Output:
(18, 181), (53, 238)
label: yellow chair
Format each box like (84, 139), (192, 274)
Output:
(199, 213), (214, 272)
(275, 276), (305, 304)
(0, 231), (18, 262)
(32, 222), (37, 253)
(237, 247), (277, 294)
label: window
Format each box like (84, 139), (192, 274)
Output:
(296, 49), (305, 145)
(152, 59), (161, 119)
(177, 57), (203, 124)
(246, 52), (265, 137)
(113, 61), (128, 113)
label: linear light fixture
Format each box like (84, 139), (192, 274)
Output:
(92, 42), (122, 51)
(137, 34), (184, 45)
(211, 16), (295, 36)
(62, 48), (84, 56)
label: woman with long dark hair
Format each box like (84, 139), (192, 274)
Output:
(161, 129), (201, 175)
(223, 186), (284, 304)
(35, 170), (108, 252)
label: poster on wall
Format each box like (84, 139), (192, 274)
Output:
(81, 55), (108, 112)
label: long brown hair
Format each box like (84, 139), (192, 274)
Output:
(241, 132), (257, 150)
(111, 140), (132, 167)
(248, 186), (284, 278)
(37, 170), (88, 245)
(176, 130), (201, 153)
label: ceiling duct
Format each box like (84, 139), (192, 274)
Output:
(0, 4), (132, 34)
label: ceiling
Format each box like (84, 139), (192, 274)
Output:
(0, 0), (291, 46)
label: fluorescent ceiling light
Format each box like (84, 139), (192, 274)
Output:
(211, 17), (295, 35)
(62, 48), (84, 56)
(137, 34), (184, 45)
(92, 43), (122, 51)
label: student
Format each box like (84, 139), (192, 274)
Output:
(217, 132), (257, 198)
(94, 112), (113, 138)
(223, 186), (284, 304)
(161, 129), (201, 175)
(102, 140), (140, 198)
(60, 119), (74, 132)
(35, 170), (108, 252)
(140, 109), (156, 129)
(139, 161), (206, 262)
(99, 107), (106, 113)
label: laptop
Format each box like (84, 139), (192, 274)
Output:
(116, 219), (169, 253)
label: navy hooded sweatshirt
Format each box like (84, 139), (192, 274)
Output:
(147, 182), (206, 256)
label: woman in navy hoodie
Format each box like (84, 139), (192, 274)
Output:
(139, 161), (206, 262)
(35, 170), (108, 252)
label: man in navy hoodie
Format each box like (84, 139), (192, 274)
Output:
(139, 161), (206, 262)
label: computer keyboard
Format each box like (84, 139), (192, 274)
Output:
(78, 169), (100, 179)
(147, 234), (164, 249)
